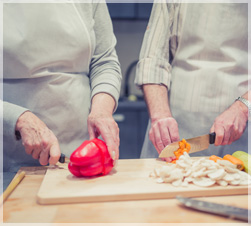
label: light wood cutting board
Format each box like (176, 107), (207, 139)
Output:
(37, 159), (249, 205)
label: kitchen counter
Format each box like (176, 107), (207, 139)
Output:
(2, 159), (250, 223)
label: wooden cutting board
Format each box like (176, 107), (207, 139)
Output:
(37, 159), (249, 205)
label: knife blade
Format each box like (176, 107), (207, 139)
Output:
(159, 132), (216, 158)
(176, 196), (250, 222)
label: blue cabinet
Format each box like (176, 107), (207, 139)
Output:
(107, 3), (153, 20)
(113, 100), (149, 159)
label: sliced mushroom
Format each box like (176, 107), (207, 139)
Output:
(223, 173), (235, 182)
(208, 168), (226, 180)
(216, 180), (228, 186)
(172, 179), (182, 187)
(217, 160), (237, 169)
(193, 177), (216, 187)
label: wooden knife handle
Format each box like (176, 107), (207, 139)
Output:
(209, 132), (216, 144)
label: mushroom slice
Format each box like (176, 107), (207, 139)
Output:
(216, 180), (228, 186)
(184, 169), (192, 177)
(224, 166), (240, 174)
(193, 177), (216, 187)
(229, 180), (240, 186)
(223, 173), (235, 182)
(208, 168), (226, 180)
(156, 178), (164, 183)
(184, 177), (193, 183)
(182, 180), (189, 187)
(162, 168), (184, 183)
(176, 160), (190, 169)
(192, 167), (206, 178)
(172, 179), (182, 187)
(217, 160), (237, 169)
(239, 179), (251, 186)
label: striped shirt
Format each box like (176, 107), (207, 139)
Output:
(135, 2), (249, 113)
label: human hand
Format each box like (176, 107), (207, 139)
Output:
(210, 101), (248, 146)
(87, 111), (119, 161)
(149, 117), (180, 162)
(15, 111), (61, 165)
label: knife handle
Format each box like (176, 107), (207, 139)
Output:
(209, 132), (216, 144)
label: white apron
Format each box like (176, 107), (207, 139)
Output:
(3, 4), (94, 171)
(141, 3), (249, 158)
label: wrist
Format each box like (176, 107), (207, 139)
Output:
(235, 97), (249, 120)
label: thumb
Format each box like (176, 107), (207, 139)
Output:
(88, 123), (96, 140)
(49, 142), (61, 165)
(210, 124), (215, 133)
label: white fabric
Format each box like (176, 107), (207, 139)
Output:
(136, 3), (249, 158)
(3, 2), (122, 171)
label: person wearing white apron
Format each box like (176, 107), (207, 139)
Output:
(135, 2), (249, 159)
(3, 2), (122, 173)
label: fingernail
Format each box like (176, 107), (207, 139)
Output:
(111, 151), (116, 160)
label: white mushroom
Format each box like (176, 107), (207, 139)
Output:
(216, 180), (228, 186)
(217, 160), (237, 169)
(156, 178), (164, 183)
(192, 167), (207, 178)
(172, 179), (182, 187)
(193, 177), (216, 187)
(229, 180), (240, 186)
(223, 173), (235, 182)
(176, 160), (190, 169)
(207, 168), (226, 180)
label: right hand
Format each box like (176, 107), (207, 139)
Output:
(149, 116), (180, 161)
(15, 111), (61, 165)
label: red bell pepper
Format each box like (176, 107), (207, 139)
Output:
(68, 138), (114, 177)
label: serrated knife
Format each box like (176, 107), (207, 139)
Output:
(176, 196), (250, 222)
(159, 132), (216, 158)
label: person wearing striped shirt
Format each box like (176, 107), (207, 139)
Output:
(135, 2), (250, 160)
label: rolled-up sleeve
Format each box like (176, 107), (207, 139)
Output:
(135, 2), (172, 89)
(89, 1), (122, 111)
(3, 101), (29, 139)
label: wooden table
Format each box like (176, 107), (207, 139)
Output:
(2, 159), (250, 223)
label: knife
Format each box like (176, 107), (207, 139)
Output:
(159, 132), (216, 158)
(176, 196), (250, 222)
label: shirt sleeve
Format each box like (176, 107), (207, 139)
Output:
(135, 2), (173, 89)
(89, 1), (122, 111)
(3, 101), (29, 139)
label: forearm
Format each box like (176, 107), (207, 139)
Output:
(142, 84), (172, 121)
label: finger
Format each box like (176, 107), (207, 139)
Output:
(99, 125), (119, 161)
(222, 128), (231, 145)
(158, 122), (171, 148)
(214, 124), (224, 146)
(88, 122), (96, 140)
(210, 124), (215, 134)
(149, 128), (156, 152)
(39, 149), (50, 166)
(48, 142), (61, 165)
(153, 125), (165, 154)
(162, 157), (173, 162)
(31, 147), (40, 159)
(168, 120), (180, 143)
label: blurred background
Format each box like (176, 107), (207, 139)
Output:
(107, 3), (153, 159)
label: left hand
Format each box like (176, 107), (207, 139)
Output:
(210, 101), (248, 146)
(87, 93), (120, 162)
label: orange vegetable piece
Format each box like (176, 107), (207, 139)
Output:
(168, 138), (190, 164)
(223, 154), (244, 171)
(185, 143), (191, 151)
(209, 155), (222, 162)
(179, 141), (185, 149)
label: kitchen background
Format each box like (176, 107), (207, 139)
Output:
(107, 3), (153, 159)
